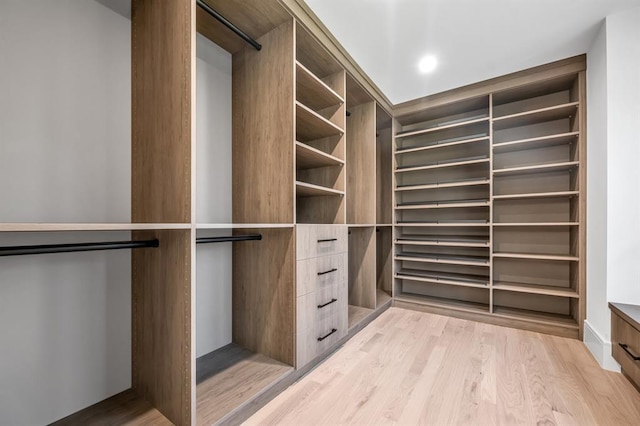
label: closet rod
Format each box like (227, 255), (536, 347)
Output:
(0, 239), (159, 257)
(196, 234), (262, 244)
(196, 0), (262, 51)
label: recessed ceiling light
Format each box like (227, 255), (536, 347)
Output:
(418, 55), (438, 74)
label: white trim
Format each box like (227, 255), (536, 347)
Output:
(583, 320), (620, 372)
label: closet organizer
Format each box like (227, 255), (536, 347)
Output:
(0, 1), (393, 425)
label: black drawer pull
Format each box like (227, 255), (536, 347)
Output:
(318, 328), (338, 341)
(317, 298), (337, 309)
(619, 343), (640, 361)
(317, 268), (337, 276)
(317, 238), (337, 243)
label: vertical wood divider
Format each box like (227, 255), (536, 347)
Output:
(131, 1), (194, 424)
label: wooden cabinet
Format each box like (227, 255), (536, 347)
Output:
(393, 56), (586, 339)
(610, 303), (640, 391)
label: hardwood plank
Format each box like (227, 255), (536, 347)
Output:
(196, 344), (293, 425)
(132, 0), (192, 224)
(248, 307), (640, 425)
(51, 389), (172, 426)
(131, 229), (192, 425)
(346, 101), (377, 224)
(233, 228), (295, 365)
(233, 20), (295, 224)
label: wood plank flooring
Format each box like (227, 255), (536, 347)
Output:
(246, 307), (640, 425)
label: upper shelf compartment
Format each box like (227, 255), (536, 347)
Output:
(296, 62), (344, 111)
(396, 96), (490, 136)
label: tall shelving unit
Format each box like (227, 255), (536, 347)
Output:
(393, 56), (586, 339)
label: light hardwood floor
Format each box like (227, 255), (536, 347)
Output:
(246, 307), (640, 425)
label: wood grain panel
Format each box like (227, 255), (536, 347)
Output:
(196, 344), (293, 425)
(233, 20), (295, 224)
(394, 55), (586, 119)
(296, 195), (346, 224)
(132, 229), (192, 426)
(611, 312), (640, 390)
(132, 0), (192, 224)
(51, 389), (172, 426)
(577, 70), (587, 338)
(348, 227), (376, 309)
(376, 227), (393, 300)
(376, 124), (393, 224)
(346, 102), (376, 224)
(233, 228), (295, 365)
(196, 0), (290, 54)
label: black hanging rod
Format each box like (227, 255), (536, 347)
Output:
(0, 239), (159, 257)
(196, 0), (262, 51)
(196, 234), (262, 244)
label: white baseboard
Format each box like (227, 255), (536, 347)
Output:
(583, 320), (620, 371)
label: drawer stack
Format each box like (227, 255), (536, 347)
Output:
(610, 302), (640, 391)
(296, 225), (348, 367)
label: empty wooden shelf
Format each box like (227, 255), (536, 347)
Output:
(296, 101), (344, 142)
(296, 141), (345, 169)
(296, 61), (345, 111)
(296, 181), (345, 197)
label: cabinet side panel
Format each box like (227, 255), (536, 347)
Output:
(347, 102), (377, 224)
(131, 0), (193, 223)
(132, 230), (192, 426)
(233, 20), (295, 224)
(233, 228), (296, 365)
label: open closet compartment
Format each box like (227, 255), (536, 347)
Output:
(295, 23), (346, 224)
(347, 226), (376, 328)
(0, 1), (196, 424)
(393, 96), (491, 313)
(195, 2), (298, 424)
(393, 56), (585, 339)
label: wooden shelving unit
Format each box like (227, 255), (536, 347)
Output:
(393, 57), (586, 339)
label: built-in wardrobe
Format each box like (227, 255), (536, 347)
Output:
(0, 1), (586, 425)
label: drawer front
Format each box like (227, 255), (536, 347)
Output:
(296, 284), (348, 367)
(612, 313), (640, 387)
(296, 253), (346, 296)
(296, 225), (348, 260)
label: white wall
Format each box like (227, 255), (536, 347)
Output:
(585, 5), (640, 370)
(195, 34), (234, 357)
(0, 1), (131, 424)
(605, 7), (640, 305)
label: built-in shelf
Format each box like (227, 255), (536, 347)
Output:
(492, 191), (579, 200)
(493, 253), (579, 261)
(51, 390), (171, 425)
(492, 102), (579, 130)
(492, 281), (579, 298)
(196, 344), (293, 426)
(396, 236), (489, 248)
(396, 136), (489, 155)
(492, 222), (579, 227)
(0, 223), (192, 232)
(396, 157), (490, 174)
(395, 292), (490, 314)
(296, 101), (344, 142)
(492, 305), (578, 329)
(397, 221), (490, 227)
(196, 223), (295, 229)
(396, 178), (490, 192)
(396, 199), (490, 210)
(396, 268), (489, 287)
(296, 181), (345, 197)
(396, 116), (489, 139)
(493, 161), (579, 176)
(395, 253), (489, 267)
(296, 141), (345, 169)
(493, 132), (579, 153)
(295, 61), (344, 111)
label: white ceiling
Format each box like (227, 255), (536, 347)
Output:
(305, 0), (640, 104)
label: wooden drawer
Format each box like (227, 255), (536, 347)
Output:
(611, 304), (640, 390)
(296, 284), (348, 367)
(297, 253), (346, 296)
(296, 225), (348, 260)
